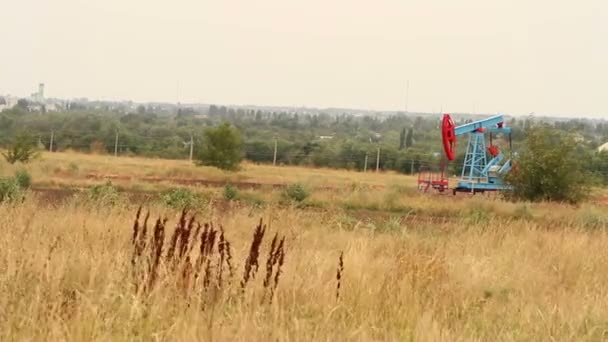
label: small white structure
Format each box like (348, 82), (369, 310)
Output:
(26, 83), (45, 104)
(0, 95), (19, 111)
(599, 142), (608, 153)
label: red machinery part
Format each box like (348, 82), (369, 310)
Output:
(442, 114), (456, 161)
(488, 145), (500, 157)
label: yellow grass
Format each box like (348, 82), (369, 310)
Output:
(0, 151), (418, 191)
(1, 198), (608, 341)
(1, 150), (605, 226)
(1, 151), (608, 340)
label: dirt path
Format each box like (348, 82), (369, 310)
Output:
(79, 172), (386, 191)
(31, 187), (156, 205)
(84, 172), (291, 189)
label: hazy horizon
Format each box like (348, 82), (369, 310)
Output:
(1, 0), (607, 118)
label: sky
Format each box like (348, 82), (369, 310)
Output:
(1, 0), (607, 118)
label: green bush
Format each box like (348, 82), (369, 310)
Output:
(161, 187), (202, 209)
(506, 126), (590, 204)
(0, 179), (24, 203)
(223, 184), (238, 201)
(88, 181), (121, 205)
(195, 122), (243, 171)
(282, 183), (309, 203)
(14, 169), (31, 189)
(2, 132), (39, 164)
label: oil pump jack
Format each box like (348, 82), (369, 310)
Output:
(442, 113), (513, 194)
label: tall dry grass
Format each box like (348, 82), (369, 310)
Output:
(1, 196), (608, 341)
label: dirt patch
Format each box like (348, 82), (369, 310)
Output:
(32, 188), (76, 204)
(29, 187), (448, 226)
(31, 187), (156, 206)
(84, 172), (290, 189)
(595, 196), (608, 206)
(83, 172), (384, 191)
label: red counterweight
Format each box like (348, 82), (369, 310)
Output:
(442, 114), (456, 161)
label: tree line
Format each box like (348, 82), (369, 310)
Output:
(1, 104), (607, 185)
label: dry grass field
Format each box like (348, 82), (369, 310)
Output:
(0, 151), (419, 192)
(1, 152), (608, 341)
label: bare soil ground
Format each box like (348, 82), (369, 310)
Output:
(83, 172), (322, 189)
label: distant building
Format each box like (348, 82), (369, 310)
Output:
(599, 142), (608, 153)
(27, 103), (43, 112)
(29, 83), (45, 103)
(0, 95), (20, 111)
(45, 103), (63, 112)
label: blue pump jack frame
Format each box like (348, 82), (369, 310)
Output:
(452, 116), (514, 194)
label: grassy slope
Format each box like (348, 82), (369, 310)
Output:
(0, 151), (419, 191)
(1, 151), (604, 221)
(1, 151), (608, 340)
(1, 200), (608, 341)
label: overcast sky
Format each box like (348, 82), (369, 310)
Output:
(1, 0), (606, 117)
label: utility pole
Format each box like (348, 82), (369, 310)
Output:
(49, 130), (54, 152)
(363, 153), (368, 173)
(189, 134), (194, 162)
(114, 130), (119, 157)
(375, 146), (380, 173)
(272, 135), (278, 166)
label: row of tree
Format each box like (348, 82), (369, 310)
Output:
(1, 105), (607, 189)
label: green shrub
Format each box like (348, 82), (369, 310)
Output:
(88, 181), (120, 205)
(506, 126), (590, 204)
(282, 183), (309, 203)
(2, 132), (39, 164)
(223, 184), (238, 201)
(0, 178), (24, 203)
(195, 122), (243, 171)
(14, 169), (31, 189)
(161, 187), (202, 209)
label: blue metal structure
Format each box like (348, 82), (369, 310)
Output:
(442, 114), (513, 194)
